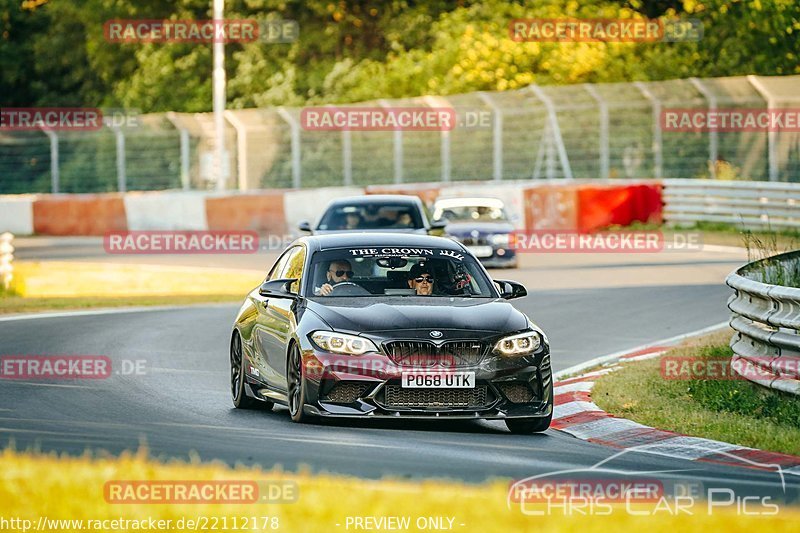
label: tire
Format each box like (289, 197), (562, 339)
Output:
(230, 331), (271, 410)
(287, 343), (310, 423)
(505, 415), (551, 434)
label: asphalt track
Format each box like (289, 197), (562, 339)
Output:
(3, 238), (798, 503)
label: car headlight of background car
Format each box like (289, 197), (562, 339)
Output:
(490, 233), (510, 246)
(310, 331), (379, 355)
(493, 331), (541, 356)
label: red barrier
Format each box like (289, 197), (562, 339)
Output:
(576, 183), (663, 232)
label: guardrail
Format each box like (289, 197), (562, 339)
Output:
(726, 250), (800, 395)
(664, 179), (800, 229)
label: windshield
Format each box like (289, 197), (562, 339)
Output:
(317, 203), (423, 230)
(306, 247), (496, 298)
(434, 204), (509, 223)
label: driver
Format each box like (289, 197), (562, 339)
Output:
(407, 262), (435, 296)
(316, 259), (354, 296)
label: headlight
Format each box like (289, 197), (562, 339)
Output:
(493, 331), (541, 356)
(490, 233), (510, 246)
(310, 331), (378, 355)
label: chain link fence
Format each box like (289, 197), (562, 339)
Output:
(2, 74), (799, 194)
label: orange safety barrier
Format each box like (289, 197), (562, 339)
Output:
(206, 192), (287, 234)
(523, 185), (578, 231)
(33, 194), (128, 236)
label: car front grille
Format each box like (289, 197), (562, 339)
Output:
(384, 340), (488, 368)
(384, 385), (488, 408)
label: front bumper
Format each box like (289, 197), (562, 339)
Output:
(300, 348), (552, 419)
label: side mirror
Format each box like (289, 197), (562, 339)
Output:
(429, 219), (448, 230)
(258, 278), (299, 299)
(298, 220), (312, 233)
(494, 279), (527, 300)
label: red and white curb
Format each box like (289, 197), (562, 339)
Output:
(552, 326), (800, 477)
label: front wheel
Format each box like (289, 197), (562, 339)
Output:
(287, 343), (310, 423)
(231, 332), (272, 410)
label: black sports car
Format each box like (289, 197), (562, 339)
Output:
(229, 233), (552, 434)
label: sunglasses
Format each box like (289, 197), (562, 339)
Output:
(413, 276), (434, 283)
(330, 270), (354, 277)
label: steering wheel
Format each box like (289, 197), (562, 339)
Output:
(329, 281), (370, 296)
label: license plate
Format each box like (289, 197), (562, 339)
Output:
(401, 371), (475, 389)
(467, 245), (493, 258)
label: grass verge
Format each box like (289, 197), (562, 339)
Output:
(1, 448), (799, 532)
(680, 221), (800, 251)
(0, 294), (242, 315)
(593, 330), (800, 456)
(607, 221), (800, 251)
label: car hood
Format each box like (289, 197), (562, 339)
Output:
(445, 222), (514, 236)
(306, 297), (528, 334)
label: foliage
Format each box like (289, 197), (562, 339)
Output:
(742, 229), (800, 287)
(5, 448), (800, 531)
(1, 0), (798, 110)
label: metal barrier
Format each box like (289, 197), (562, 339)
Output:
(3, 74), (800, 193)
(726, 250), (800, 395)
(664, 179), (800, 229)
